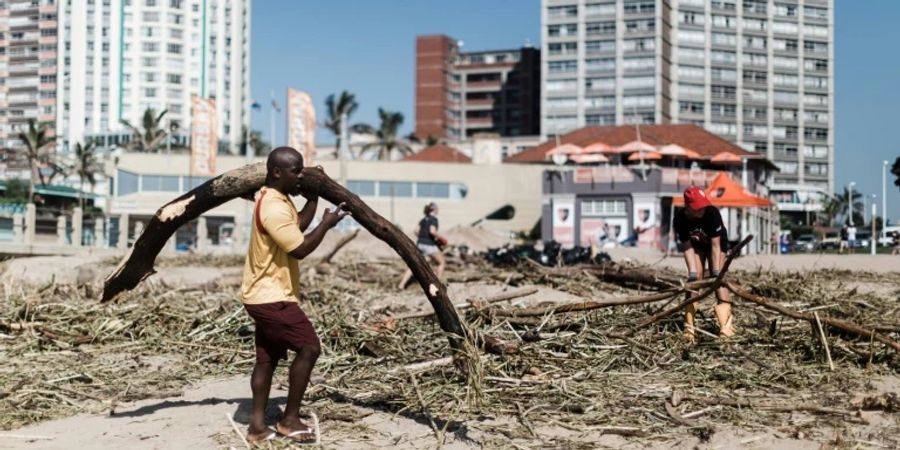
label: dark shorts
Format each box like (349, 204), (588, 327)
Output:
(244, 301), (320, 364)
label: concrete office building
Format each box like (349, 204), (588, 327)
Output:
(415, 35), (541, 141)
(55, 0), (251, 154)
(0, 0), (59, 151)
(540, 0), (834, 194)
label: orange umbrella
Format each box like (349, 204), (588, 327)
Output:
(616, 140), (657, 153)
(582, 142), (615, 154)
(571, 153), (610, 164)
(658, 144), (702, 159)
(627, 150), (663, 161)
(710, 151), (743, 164)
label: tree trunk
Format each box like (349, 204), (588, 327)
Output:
(102, 163), (474, 365)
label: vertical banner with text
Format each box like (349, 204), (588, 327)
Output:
(190, 96), (218, 176)
(286, 88), (316, 164)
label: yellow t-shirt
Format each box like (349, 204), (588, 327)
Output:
(241, 187), (305, 305)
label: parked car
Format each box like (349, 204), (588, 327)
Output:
(854, 230), (872, 248)
(793, 234), (817, 252)
(818, 232), (840, 250)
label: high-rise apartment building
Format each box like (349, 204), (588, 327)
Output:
(541, 0), (834, 192)
(57, 0), (251, 155)
(0, 0), (59, 151)
(415, 35), (541, 140)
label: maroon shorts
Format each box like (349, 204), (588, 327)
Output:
(244, 302), (320, 364)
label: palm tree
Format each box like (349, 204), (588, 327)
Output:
(121, 108), (170, 152)
(239, 125), (269, 156)
(358, 108), (413, 161)
(892, 156), (900, 189)
(819, 196), (842, 227)
(323, 91), (359, 157)
(832, 187), (864, 226)
(16, 119), (53, 202)
(73, 140), (101, 209)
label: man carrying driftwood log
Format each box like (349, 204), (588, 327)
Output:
(241, 146), (349, 443)
(673, 186), (735, 341)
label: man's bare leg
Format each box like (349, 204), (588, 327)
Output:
(247, 360), (277, 441)
(397, 269), (413, 290)
(715, 287), (735, 337)
(276, 344), (321, 438)
(432, 252), (446, 279)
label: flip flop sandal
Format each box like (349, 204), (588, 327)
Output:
(247, 427), (278, 443)
(282, 427), (316, 443)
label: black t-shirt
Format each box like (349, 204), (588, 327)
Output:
(417, 215), (439, 245)
(673, 206), (728, 252)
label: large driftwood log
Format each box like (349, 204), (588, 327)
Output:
(102, 163), (473, 359)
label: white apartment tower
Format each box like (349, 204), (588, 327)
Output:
(541, 0), (834, 193)
(56, 0), (251, 154)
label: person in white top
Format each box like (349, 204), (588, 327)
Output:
(847, 225), (857, 254)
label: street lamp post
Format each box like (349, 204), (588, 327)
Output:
(883, 160), (890, 238)
(848, 181), (856, 226)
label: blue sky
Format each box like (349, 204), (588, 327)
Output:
(251, 0), (900, 222)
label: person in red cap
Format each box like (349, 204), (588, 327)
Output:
(673, 185), (735, 341)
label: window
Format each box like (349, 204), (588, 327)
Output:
(624, 0), (654, 14)
(347, 180), (376, 196)
(680, 11), (705, 25)
(804, 5), (828, 20)
(547, 97), (578, 110)
(772, 21), (798, 34)
(744, 36), (766, 50)
(141, 175), (180, 192)
(804, 75), (828, 89)
(548, 5), (578, 18)
(678, 65), (705, 79)
(546, 115), (578, 131)
(624, 38), (655, 52)
(803, 24), (828, 37)
(679, 83), (705, 97)
(679, 101), (704, 114)
(743, 0), (766, 14)
(805, 58), (828, 71)
(804, 40), (828, 54)
(548, 23), (577, 37)
(117, 170), (140, 196)
(804, 111), (829, 124)
(711, 15), (737, 29)
(548, 42), (577, 56)
(586, 114), (615, 125)
(581, 199), (626, 216)
(584, 96), (616, 108)
(623, 57), (654, 71)
(142, 57), (158, 67)
(772, 73), (798, 87)
(743, 124), (767, 137)
(145, 88), (157, 97)
(805, 163), (828, 176)
(548, 60), (577, 73)
(167, 73), (182, 84)
(712, 0), (737, 11)
(773, 38), (798, 52)
(143, 11), (159, 21)
(803, 145), (828, 158)
(711, 32), (737, 46)
(774, 108), (798, 121)
(707, 122), (737, 136)
(712, 68), (737, 82)
(741, 53), (767, 66)
(143, 72), (157, 82)
(711, 85), (736, 99)
(142, 42), (159, 52)
(622, 94), (655, 108)
(167, 43), (182, 54)
(378, 182), (412, 197)
(776, 161), (798, 174)
(586, 21), (616, 36)
(585, 77), (615, 91)
(774, 3), (797, 17)
(623, 76), (655, 89)
(586, 58), (615, 72)
(678, 29), (706, 45)
(804, 93), (828, 107)
(743, 18), (767, 32)
(743, 70), (767, 84)
(774, 143), (798, 156)
(417, 182), (450, 198)
(585, 3), (616, 16)
(743, 105), (767, 120)
(711, 50), (737, 64)
(625, 19), (655, 33)
(743, 88), (767, 102)
(585, 40), (615, 53)
(679, 46), (705, 62)
(546, 79), (577, 92)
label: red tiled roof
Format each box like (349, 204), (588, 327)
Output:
(403, 144), (472, 163)
(505, 124), (755, 163)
